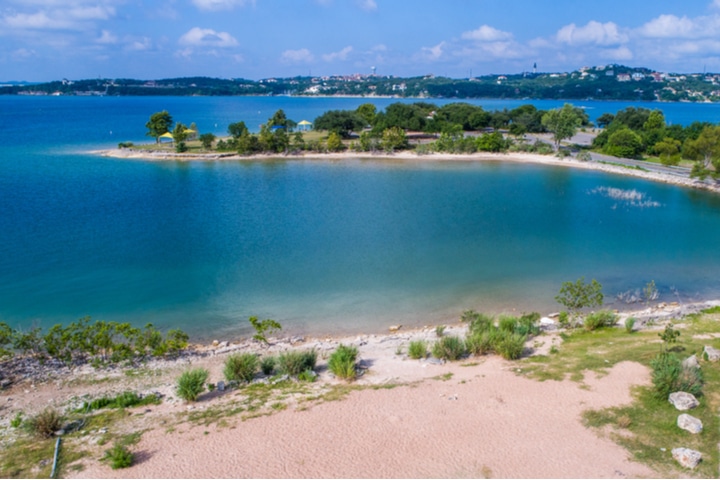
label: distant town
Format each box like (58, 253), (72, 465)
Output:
(3, 64), (720, 102)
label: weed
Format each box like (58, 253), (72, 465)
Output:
(176, 368), (209, 402)
(25, 407), (63, 438)
(465, 311), (494, 335)
(408, 340), (427, 359)
(260, 356), (276, 375)
(494, 331), (527, 360)
(104, 444), (133, 469)
(297, 369), (317, 383)
(224, 353), (259, 383)
(498, 315), (518, 333)
(328, 344), (359, 381)
(10, 411), (23, 428)
(650, 352), (703, 399)
(277, 350), (317, 376)
(435, 325), (446, 337)
(432, 336), (466, 361)
(76, 391), (161, 412)
(583, 310), (617, 331)
(625, 317), (636, 333)
(466, 329), (498, 356)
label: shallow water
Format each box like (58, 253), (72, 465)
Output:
(2, 96), (720, 339)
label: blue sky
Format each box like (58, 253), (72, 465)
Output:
(3, 0), (720, 81)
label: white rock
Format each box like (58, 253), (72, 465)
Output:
(677, 414), (703, 434)
(540, 317), (555, 325)
(672, 447), (702, 469)
(682, 355), (699, 369)
(669, 392), (699, 411)
(703, 345), (720, 362)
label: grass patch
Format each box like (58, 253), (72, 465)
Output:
(327, 344), (359, 381)
(432, 336), (466, 361)
(76, 391), (161, 412)
(276, 349), (317, 376)
(223, 353), (259, 383)
(176, 368), (209, 402)
(521, 311), (720, 477)
(408, 340), (428, 359)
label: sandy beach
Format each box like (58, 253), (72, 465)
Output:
(5, 309), (696, 479)
(98, 147), (720, 195)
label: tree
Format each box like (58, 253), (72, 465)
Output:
(199, 133), (216, 150)
(313, 110), (365, 138)
(595, 113), (615, 129)
(555, 277), (604, 319)
(326, 131), (346, 152)
(683, 125), (720, 179)
(228, 121), (249, 138)
(355, 103), (377, 126)
(643, 110), (666, 131)
(145, 110), (173, 143)
(541, 103), (581, 149)
(248, 316), (282, 344)
(381, 127), (408, 152)
(605, 127), (643, 159)
(653, 137), (681, 165)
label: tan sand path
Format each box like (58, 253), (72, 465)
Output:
(73, 358), (655, 479)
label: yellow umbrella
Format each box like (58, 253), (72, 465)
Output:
(298, 120), (312, 131)
(160, 132), (174, 139)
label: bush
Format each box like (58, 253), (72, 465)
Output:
(516, 312), (541, 336)
(625, 317), (636, 333)
(328, 344), (359, 381)
(26, 408), (63, 438)
(464, 311), (494, 335)
(583, 310), (617, 331)
(408, 340), (428, 359)
(223, 353), (258, 383)
(260, 356), (276, 375)
(465, 329), (498, 356)
(432, 336), (466, 361)
(435, 325), (446, 337)
(176, 368), (209, 402)
(494, 331), (527, 360)
(277, 350), (317, 376)
(498, 315), (518, 333)
(77, 391), (161, 412)
(651, 352), (703, 399)
(104, 444), (134, 469)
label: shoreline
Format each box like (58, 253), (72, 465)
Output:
(4, 299), (719, 478)
(96, 147), (720, 195)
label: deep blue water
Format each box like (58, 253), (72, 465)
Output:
(2, 96), (720, 339)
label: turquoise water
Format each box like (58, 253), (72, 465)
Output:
(2, 96), (720, 339)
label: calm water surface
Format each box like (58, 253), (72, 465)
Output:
(1, 96), (720, 339)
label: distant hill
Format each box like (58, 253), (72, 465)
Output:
(2, 65), (719, 102)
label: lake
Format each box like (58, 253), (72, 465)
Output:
(1, 95), (720, 340)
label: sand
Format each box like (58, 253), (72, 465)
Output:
(0, 318), (667, 479)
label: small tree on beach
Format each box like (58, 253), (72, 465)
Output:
(145, 110), (173, 143)
(541, 103), (581, 150)
(555, 277), (604, 321)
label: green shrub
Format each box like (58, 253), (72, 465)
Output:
(465, 329), (498, 356)
(10, 412), (23, 428)
(25, 407), (63, 438)
(297, 369), (317, 382)
(583, 310), (617, 331)
(104, 444), (134, 469)
(624, 317), (636, 333)
(516, 312), (541, 336)
(558, 311), (570, 327)
(176, 368), (209, 402)
(435, 325), (446, 337)
(432, 336), (466, 361)
(465, 312), (494, 335)
(277, 350), (317, 376)
(498, 315), (518, 333)
(260, 356), (276, 376)
(328, 344), (359, 381)
(650, 352), (703, 399)
(77, 391), (161, 412)
(223, 353), (258, 383)
(494, 331), (527, 360)
(408, 340), (428, 359)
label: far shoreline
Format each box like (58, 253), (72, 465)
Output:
(95, 147), (720, 195)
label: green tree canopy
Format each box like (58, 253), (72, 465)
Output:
(541, 103), (582, 149)
(355, 103), (377, 126)
(605, 127), (643, 158)
(145, 110), (173, 143)
(684, 125), (720, 179)
(313, 110), (365, 138)
(228, 121), (249, 138)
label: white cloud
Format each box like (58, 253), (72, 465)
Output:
(322, 46), (353, 62)
(191, 0), (254, 11)
(1, 4), (115, 31)
(96, 30), (117, 44)
(599, 45), (633, 61)
(462, 25), (513, 42)
(712, 0), (720, 9)
(179, 27), (239, 47)
(126, 37), (152, 51)
(356, 0), (377, 11)
(420, 42), (445, 61)
(12, 48), (37, 59)
(280, 48), (315, 64)
(556, 21), (627, 46)
(638, 14), (696, 38)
